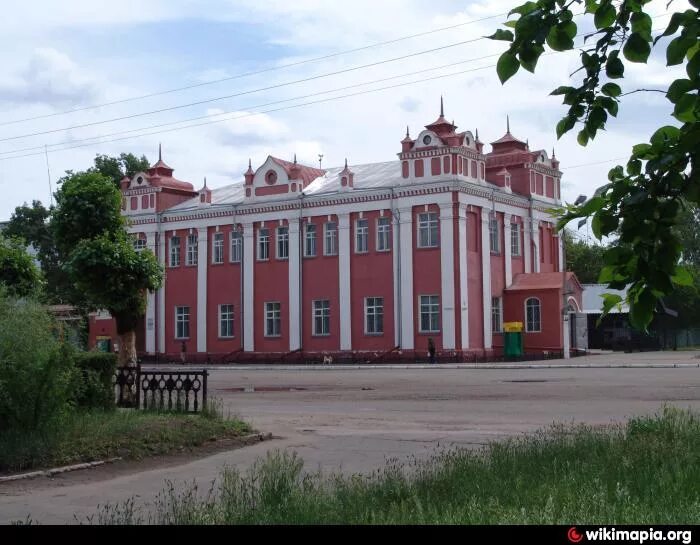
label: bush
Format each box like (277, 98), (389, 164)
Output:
(74, 352), (117, 410)
(0, 293), (78, 432)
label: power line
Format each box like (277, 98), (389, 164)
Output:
(0, 37), (489, 143)
(0, 62), (499, 162)
(0, 52), (503, 157)
(0, 11), (670, 144)
(0, 12), (509, 128)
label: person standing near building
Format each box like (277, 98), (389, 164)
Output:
(180, 341), (187, 365)
(428, 338), (436, 364)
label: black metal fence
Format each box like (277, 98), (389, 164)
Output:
(114, 365), (208, 413)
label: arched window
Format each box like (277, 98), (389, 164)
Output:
(525, 298), (541, 332)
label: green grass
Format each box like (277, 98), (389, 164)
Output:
(0, 400), (251, 473)
(87, 407), (700, 525)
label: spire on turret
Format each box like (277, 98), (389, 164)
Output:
(506, 115), (510, 133)
(158, 142), (162, 162)
(440, 95), (444, 117)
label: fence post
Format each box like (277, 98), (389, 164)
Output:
(203, 370), (208, 409)
(136, 363), (141, 411)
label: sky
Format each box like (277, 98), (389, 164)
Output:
(0, 0), (686, 228)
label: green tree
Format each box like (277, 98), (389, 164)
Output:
(4, 200), (70, 304)
(91, 153), (150, 188)
(564, 231), (607, 283)
(0, 234), (43, 298)
(52, 172), (163, 366)
(490, 0), (699, 329)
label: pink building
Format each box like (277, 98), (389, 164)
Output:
(89, 101), (582, 362)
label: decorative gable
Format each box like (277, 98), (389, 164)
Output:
(244, 155), (325, 202)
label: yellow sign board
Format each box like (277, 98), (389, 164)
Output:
(503, 322), (523, 332)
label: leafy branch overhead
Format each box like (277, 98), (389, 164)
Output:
(489, 0), (699, 329)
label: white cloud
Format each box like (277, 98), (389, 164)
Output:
(0, 48), (100, 107)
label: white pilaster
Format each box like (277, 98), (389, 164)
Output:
(196, 227), (207, 353)
(399, 207), (414, 350)
(392, 209), (400, 347)
(243, 223), (255, 352)
(480, 208), (492, 350)
(524, 217), (532, 274)
(288, 218), (301, 352)
(338, 213), (352, 350)
(157, 231), (166, 354)
(532, 220), (541, 273)
(145, 232), (157, 354)
(557, 232), (564, 272)
(439, 203), (456, 350)
(503, 214), (513, 288)
(457, 205), (469, 350)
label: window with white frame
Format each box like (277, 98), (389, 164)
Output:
(169, 236), (181, 267)
(511, 222), (521, 256)
(312, 300), (330, 336)
(491, 297), (502, 333)
(133, 237), (146, 252)
(489, 216), (500, 253)
(265, 302), (281, 337)
(419, 295), (440, 333)
(526, 298), (541, 332)
(230, 231), (242, 263)
(355, 219), (369, 253)
(417, 212), (439, 248)
(324, 222), (338, 256)
(219, 304), (234, 338)
(258, 227), (270, 260)
(304, 223), (317, 257)
(277, 227), (289, 260)
(212, 232), (224, 264)
(175, 306), (190, 339)
(377, 217), (391, 252)
(186, 234), (198, 266)
(365, 297), (384, 334)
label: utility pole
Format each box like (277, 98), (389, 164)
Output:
(318, 154), (324, 169)
(44, 144), (53, 206)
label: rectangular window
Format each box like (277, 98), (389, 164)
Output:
(491, 297), (502, 333)
(175, 306), (190, 339)
(230, 231), (242, 263)
(365, 297), (384, 334)
(312, 300), (330, 336)
(169, 236), (181, 267)
(419, 295), (440, 333)
(489, 216), (500, 254)
(186, 234), (198, 266)
(219, 304), (234, 338)
(304, 223), (317, 257)
(133, 238), (146, 252)
(324, 222), (338, 256)
(277, 227), (289, 260)
(258, 228), (270, 261)
(418, 212), (439, 248)
(377, 217), (391, 252)
(511, 223), (521, 256)
(355, 219), (369, 253)
(265, 302), (281, 337)
(212, 232), (224, 264)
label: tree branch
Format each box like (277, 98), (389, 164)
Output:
(621, 88), (667, 96)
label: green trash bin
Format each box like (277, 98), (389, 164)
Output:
(503, 322), (524, 358)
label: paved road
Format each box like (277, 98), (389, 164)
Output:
(1, 350), (698, 524)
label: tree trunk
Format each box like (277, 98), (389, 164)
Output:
(118, 329), (138, 367)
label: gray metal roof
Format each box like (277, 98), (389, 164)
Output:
(581, 284), (630, 314)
